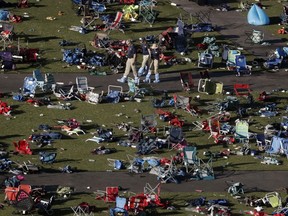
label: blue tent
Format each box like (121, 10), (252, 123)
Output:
(247, 4), (270, 26)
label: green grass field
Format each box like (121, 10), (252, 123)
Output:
(1, 0), (288, 215)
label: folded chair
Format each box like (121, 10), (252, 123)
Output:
(127, 77), (147, 100)
(180, 72), (194, 91)
(198, 79), (223, 95)
(104, 12), (124, 34)
(95, 187), (119, 202)
(12, 189), (35, 215)
(226, 49), (241, 70)
(39, 152), (57, 164)
(127, 155), (145, 173)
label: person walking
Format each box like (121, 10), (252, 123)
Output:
(143, 43), (160, 83)
(138, 38), (151, 77)
(117, 39), (138, 83)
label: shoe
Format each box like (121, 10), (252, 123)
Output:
(134, 77), (139, 85)
(153, 79), (160, 83)
(143, 78), (150, 83)
(117, 77), (126, 83)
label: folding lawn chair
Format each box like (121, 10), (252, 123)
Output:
(109, 196), (128, 216)
(150, 159), (179, 184)
(127, 77), (147, 100)
(95, 186), (119, 202)
(235, 55), (252, 76)
(226, 49), (241, 70)
(234, 83), (252, 97)
(262, 192), (282, 208)
(180, 72), (194, 91)
(107, 158), (125, 170)
(76, 76), (94, 95)
(198, 79), (223, 95)
(105, 85), (123, 103)
(104, 12), (124, 34)
(234, 120), (249, 144)
(198, 52), (213, 68)
(44, 73), (56, 92)
(245, 29), (264, 44)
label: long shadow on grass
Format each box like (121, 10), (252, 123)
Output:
(29, 36), (61, 43)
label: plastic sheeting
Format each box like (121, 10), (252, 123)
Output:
(247, 4), (270, 26)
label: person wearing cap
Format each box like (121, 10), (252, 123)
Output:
(117, 39), (138, 83)
(143, 43), (160, 83)
(138, 38), (151, 77)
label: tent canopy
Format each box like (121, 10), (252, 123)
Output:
(247, 4), (270, 26)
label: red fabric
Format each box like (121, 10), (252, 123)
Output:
(14, 140), (32, 155)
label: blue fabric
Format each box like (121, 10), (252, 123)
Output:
(247, 4), (270, 26)
(0, 10), (9, 21)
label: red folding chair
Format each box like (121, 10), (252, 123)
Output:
(233, 83), (252, 97)
(95, 186), (119, 202)
(13, 140), (33, 155)
(104, 12), (124, 34)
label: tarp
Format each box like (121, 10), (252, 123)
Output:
(247, 4), (270, 26)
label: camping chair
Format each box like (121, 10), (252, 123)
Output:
(140, 114), (157, 134)
(109, 197), (128, 216)
(190, 157), (214, 180)
(95, 187), (119, 202)
(139, 0), (157, 25)
(127, 77), (147, 100)
(0, 30), (13, 46)
(85, 91), (103, 104)
(33, 69), (45, 91)
(234, 83), (252, 97)
(198, 52), (213, 68)
(13, 140), (32, 155)
(105, 85), (123, 103)
(22, 77), (37, 97)
(150, 159), (179, 184)
(44, 73), (56, 92)
(55, 85), (78, 101)
(107, 158), (125, 170)
(227, 182), (244, 196)
(173, 94), (199, 116)
(256, 134), (271, 151)
(180, 72), (194, 91)
(234, 120), (249, 144)
(76, 76), (94, 95)
(235, 55), (252, 76)
(166, 126), (187, 150)
(127, 155), (145, 173)
(183, 146), (198, 173)
(198, 79), (223, 95)
(104, 12), (124, 34)
(245, 29), (264, 44)
(265, 136), (288, 157)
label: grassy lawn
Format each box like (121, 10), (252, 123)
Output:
(0, 0), (288, 215)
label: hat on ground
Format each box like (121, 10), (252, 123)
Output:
(151, 43), (158, 49)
